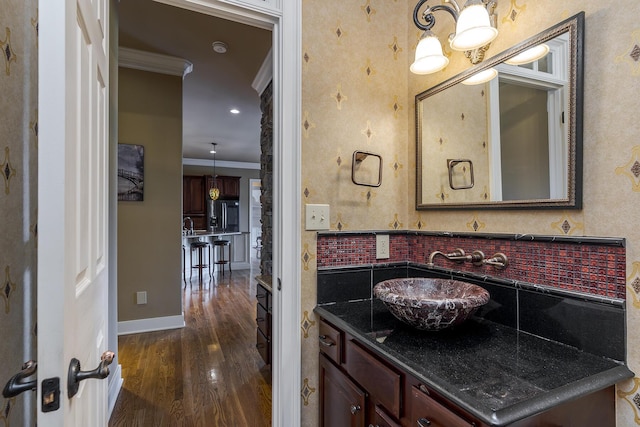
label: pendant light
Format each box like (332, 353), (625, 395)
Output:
(209, 143), (220, 200)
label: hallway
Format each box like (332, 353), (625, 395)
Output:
(109, 269), (271, 427)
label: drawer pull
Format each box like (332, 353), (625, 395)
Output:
(350, 404), (361, 415)
(417, 418), (431, 427)
(256, 343), (265, 349)
(257, 293), (266, 299)
(318, 335), (336, 347)
(418, 384), (430, 394)
(256, 317), (265, 322)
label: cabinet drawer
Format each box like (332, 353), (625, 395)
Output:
(373, 404), (401, 427)
(256, 302), (270, 336)
(319, 319), (342, 364)
(411, 385), (475, 427)
(257, 283), (270, 310)
(256, 328), (270, 365)
(345, 339), (401, 419)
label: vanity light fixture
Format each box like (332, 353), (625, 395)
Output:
(209, 142), (220, 201)
(411, 0), (498, 75)
(461, 67), (497, 85)
(504, 43), (550, 65)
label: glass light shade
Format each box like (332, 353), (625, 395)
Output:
(461, 67), (498, 85)
(450, 2), (498, 51)
(410, 31), (449, 75)
(505, 44), (550, 65)
(209, 187), (220, 200)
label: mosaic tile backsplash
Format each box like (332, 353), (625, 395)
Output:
(317, 232), (626, 300)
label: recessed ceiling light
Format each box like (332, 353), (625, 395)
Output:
(212, 41), (228, 54)
(230, 108), (240, 114)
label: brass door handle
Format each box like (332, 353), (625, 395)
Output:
(2, 360), (37, 398)
(68, 351), (114, 398)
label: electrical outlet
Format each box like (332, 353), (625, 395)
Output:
(305, 204), (330, 230)
(376, 234), (390, 259)
(136, 291), (147, 305)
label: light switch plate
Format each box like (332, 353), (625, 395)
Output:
(305, 204), (330, 230)
(136, 291), (147, 305)
(376, 234), (390, 259)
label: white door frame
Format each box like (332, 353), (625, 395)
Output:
(150, 1), (301, 425)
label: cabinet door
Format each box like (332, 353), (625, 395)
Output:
(183, 175), (206, 214)
(410, 386), (475, 427)
(320, 354), (366, 427)
(222, 176), (240, 198)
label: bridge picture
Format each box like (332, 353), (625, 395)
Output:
(118, 144), (145, 201)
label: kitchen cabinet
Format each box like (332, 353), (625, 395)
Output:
(183, 175), (206, 229)
(317, 316), (616, 427)
(256, 277), (272, 365)
(206, 175), (240, 199)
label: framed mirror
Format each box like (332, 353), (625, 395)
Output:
(416, 12), (584, 209)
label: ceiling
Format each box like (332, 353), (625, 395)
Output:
(118, 0), (272, 164)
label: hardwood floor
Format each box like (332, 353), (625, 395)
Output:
(109, 268), (272, 427)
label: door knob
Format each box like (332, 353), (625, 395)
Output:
(3, 360), (37, 398)
(67, 351), (114, 398)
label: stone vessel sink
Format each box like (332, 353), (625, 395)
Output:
(373, 278), (490, 331)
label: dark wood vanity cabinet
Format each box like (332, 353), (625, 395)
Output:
(318, 316), (618, 427)
(318, 317), (477, 427)
(256, 280), (272, 365)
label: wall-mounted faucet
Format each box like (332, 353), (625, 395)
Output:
(427, 248), (484, 267)
(427, 248), (508, 270)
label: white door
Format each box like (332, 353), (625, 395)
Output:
(38, 0), (111, 425)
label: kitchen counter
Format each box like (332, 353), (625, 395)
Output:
(315, 299), (633, 426)
(182, 230), (241, 240)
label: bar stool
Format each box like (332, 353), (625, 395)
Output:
(190, 241), (212, 285)
(213, 239), (232, 276)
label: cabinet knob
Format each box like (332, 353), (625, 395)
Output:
(417, 418), (431, 427)
(350, 404), (361, 415)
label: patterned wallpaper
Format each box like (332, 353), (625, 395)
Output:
(302, 1), (640, 426)
(420, 82), (489, 203)
(0, 0), (38, 425)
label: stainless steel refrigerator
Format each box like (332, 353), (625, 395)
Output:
(208, 199), (240, 232)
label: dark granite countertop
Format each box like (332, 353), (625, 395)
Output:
(315, 300), (633, 426)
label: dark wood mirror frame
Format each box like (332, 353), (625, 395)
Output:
(416, 12), (584, 210)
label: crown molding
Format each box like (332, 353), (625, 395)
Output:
(182, 157), (261, 170)
(119, 47), (193, 78)
(252, 48), (273, 95)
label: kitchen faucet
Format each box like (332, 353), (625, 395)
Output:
(183, 217), (194, 235)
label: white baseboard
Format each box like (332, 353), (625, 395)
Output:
(107, 363), (123, 419)
(230, 261), (251, 270)
(117, 314), (185, 336)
